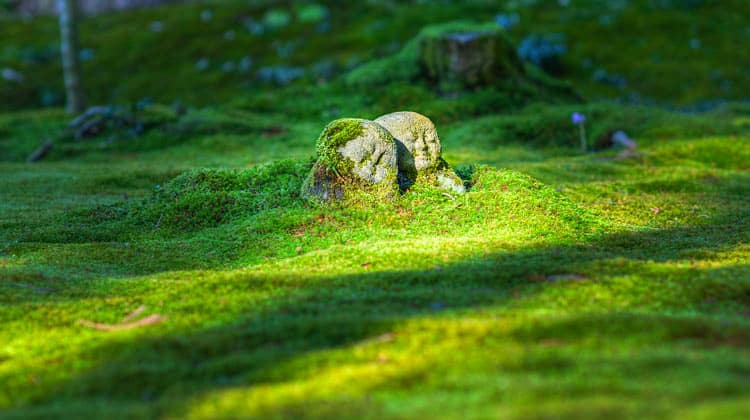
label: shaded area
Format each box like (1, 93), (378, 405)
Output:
(2, 201), (749, 417)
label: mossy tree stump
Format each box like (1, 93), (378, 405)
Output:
(344, 21), (579, 104)
(419, 29), (525, 90)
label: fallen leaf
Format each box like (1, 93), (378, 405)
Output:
(79, 314), (166, 332)
(546, 274), (586, 282)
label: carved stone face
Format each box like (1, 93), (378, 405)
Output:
(374, 111), (442, 173)
(336, 120), (398, 184)
(414, 121), (442, 171)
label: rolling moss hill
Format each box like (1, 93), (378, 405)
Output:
(1, 0), (750, 419)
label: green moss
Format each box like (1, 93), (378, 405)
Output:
(302, 161), (399, 205)
(2, 0), (749, 109)
(419, 23), (524, 88)
(428, 164), (465, 193)
(344, 44), (419, 87)
(99, 159), (311, 233)
(346, 19), (580, 108)
(0, 108), (69, 162)
(3, 2), (750, 417)
(344, 22), (503, 88)
(441, 102), (748, 154)
(315, 118), (365, 173)
(301, 118), (400, 202)
(2, 121), (750, 417)
(345, 22), (495, 87)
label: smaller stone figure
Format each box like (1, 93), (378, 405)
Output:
(375, 111), (465, 193)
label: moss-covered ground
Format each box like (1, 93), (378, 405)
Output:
(2, 1), (750, 419)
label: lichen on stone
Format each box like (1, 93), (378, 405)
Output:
(375, 111), (441, 173)
(314, 118), (365, 174)
(302, 118), (399, 202)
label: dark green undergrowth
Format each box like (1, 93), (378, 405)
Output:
(345, 20), (579, 105)
(444, 102), (750, 151)
(2, 0), (750, 110)
(3, 98), (748, 166)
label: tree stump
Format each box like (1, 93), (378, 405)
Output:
(419, 30), (525, 89)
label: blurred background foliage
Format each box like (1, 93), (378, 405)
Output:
(1, 0), (748, 112)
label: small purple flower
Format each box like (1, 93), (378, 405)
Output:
(572, 112), (588, 151)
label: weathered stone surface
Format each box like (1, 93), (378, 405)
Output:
(436, 171), (466, 194)
(302, 118), (398, 201)
(336, 120), (398, 183)
(375, 111), (465, 194)
(374, 111), (441, 176)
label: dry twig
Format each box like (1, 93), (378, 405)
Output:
(79, 305), (165, 331)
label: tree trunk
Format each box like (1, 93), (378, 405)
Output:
(58, 0), (85, 114)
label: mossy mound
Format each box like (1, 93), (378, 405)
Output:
(95, 159), (597, 241)
(466, 165), (600, 234)
(98, 159), (311, 233)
